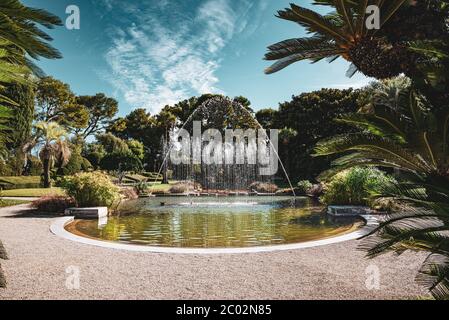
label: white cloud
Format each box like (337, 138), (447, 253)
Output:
(101, 0), (267, 114)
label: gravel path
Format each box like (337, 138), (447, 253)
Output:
(0, 204), (429, 300)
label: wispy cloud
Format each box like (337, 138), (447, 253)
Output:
(100, 0), (267, 114)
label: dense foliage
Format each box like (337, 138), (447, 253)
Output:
(320, 167), (396, 207)
(256, 88), (360, 181)
(61, 172), (120, 208)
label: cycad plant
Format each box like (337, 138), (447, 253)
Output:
(360, 179), (449, 299)
(314, 87), (449, 179)
(314, 80), (449, 299)
(264, 0), (447, 80)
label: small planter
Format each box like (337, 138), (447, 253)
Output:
(64, 207), (108, 219)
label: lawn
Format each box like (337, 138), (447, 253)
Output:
(0, 176), (41, 189)
(0, 199), (30, 208)
(147, 181), (177, 193)
(0, 188), (65, 197)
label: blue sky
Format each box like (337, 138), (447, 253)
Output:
(25, 0), (371, 116)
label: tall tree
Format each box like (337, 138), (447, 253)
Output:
(35, 76), (89, 130)
(3, 82), (35, 150)
(96, 132), (129, 155)
(75, 93), (118, 139)
(255, 108), (278, 129)
(262, 88), (360, 181)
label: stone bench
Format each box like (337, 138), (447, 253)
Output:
(64, 207), (108, 219)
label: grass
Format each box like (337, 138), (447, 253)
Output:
(0, 187), (65, 197)
(0, 199), (30, 207)
(147, 181), (178, 193)
(125, 174), (149, 182)
(0, 176), (40, 185)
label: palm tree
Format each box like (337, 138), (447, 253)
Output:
(30, 121), (71, 188)
(0, 0), (62, 155)
(314, 86), (449, 179)
(0, 0), (62, 61)
(314, 81), (449, 299)
(359, 179), (449, 299)
(264, 1), (431, 79)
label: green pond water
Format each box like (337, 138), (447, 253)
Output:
(67, 197), (360, 248)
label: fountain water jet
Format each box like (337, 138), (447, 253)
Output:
(148, 96), (296, 201)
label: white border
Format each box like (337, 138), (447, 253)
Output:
(50, 215), (378, 254)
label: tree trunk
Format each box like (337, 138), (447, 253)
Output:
(162, 162), (169, 185)
(162, 129), (169, 185)
(42, 157), (52, 188)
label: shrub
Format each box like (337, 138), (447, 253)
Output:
(321, 167), (396, 207)
(249, 182), (278, 193)
(308, 183), (324, 198)
(61, 172), (120, 207)
(63, 153), (93, 176)
(297, 180), (313, 195)
(99, 152), (143, 172)
(31, 196), (76, 214)
(169, 182), (194, 194)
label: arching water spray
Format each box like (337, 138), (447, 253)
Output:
(148, 97), (296, 198)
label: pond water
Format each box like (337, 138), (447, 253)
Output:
(66, 197), (361, 248)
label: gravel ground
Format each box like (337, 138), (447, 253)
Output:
(0, 204), (429, 300)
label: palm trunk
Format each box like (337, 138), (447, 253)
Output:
(42, 156), (52, 188)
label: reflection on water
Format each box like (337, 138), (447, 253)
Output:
(67, 197), (360, 248)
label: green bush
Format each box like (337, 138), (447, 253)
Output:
(321, 167), (396, 207)
(63, 153), (93, 176)
(99, 152), (143, 172)
(61, 172), (120, 208)
(297, 180), (313, 195)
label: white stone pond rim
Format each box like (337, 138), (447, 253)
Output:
(50, 215), (378, 255)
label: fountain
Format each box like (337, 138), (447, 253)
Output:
(62, 97), (363, 250)
(149, 96), (296, 203)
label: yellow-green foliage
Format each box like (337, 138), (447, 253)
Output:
(62, 172), (120, 207)
(321, 167), (396, 207)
